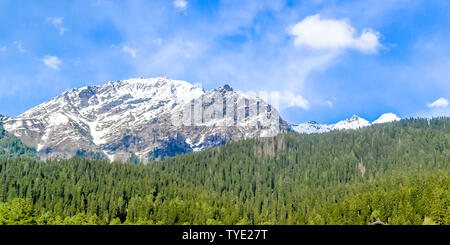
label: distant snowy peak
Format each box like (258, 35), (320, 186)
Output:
(293, 115), (371, 134)
(292, 113), (403, 134)
(373, 113), (401, 124)
(332, 115), (371, 130)
(292, 121), (332, 134)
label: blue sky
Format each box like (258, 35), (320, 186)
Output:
(0, 0), (449, 124)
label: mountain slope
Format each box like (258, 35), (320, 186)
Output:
(0, 124), (37, 159)
(2, 77), (288, 162)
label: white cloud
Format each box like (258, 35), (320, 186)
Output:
(0, 46), (6, 53)
(427, 97), (448, 108)
(288, 14), (382, 54)
(123, 46), (137, 58)
(48, 17), (68, 35)
(280, 91), (310, 110)
(173, 0), (188, 12)
(42, 56), (62, 70)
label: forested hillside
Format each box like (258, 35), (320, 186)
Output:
(0, 118), (448, 225)
(0, 124), (37, 159)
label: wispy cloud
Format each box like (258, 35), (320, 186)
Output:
(288, 14), (382, 54)
(42, 56), (62, 70)
(48, 17), (68, 35)
(173, 0), (188, 12)
(122, 46), (137, 58)
(325, 100), (334, 109)
(280, 91), (310, 110)
(427, 97), (448, 108)
(0, 46), (6, 53)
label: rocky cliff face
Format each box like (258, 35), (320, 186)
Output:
(1, 77), (289, 162)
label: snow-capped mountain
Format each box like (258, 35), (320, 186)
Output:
(291, 121), (332, 134)
(0, 115), (8, 123)
(332, 115), (371, 130)
(292, 115), (371, 134)
(373, 113), (401, 124)
(292, 113), (402, 134)
(2, 77), (288, 162)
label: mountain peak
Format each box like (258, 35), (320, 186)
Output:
(332, 115), (371, 130)
(214, 84), (234, 94)
(115, 77), (192, 87)
(348, 115), (361, 121)
(373, 113), (401, 124)
(222, 84), (233, 91)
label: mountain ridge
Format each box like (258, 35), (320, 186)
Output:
(292, 113), (402, 134)
(0, 76), (406, 160)
(2, 77), (288, 162)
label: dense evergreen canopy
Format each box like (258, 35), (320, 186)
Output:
(0, 118), (448, 225)
(0, 124), (37, 159)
